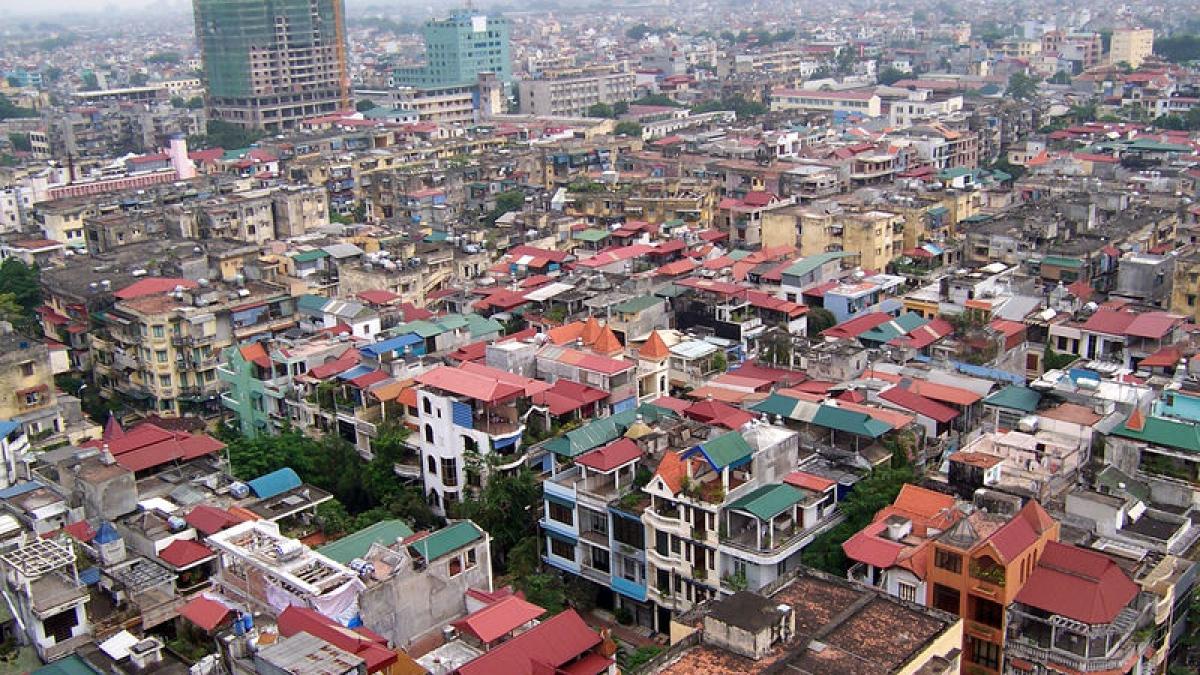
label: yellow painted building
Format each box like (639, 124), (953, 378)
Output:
(1170, 250), (1200, 322)
(1110, 28), (1155, 69)
(770, 205), (905, 272)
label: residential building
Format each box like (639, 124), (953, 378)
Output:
(517, 65), (636, 118)
(926, 491), (1059, 675)
(0, 538), (92, 661)
(1110, 28), (1155, 69)
(192, 0), (351, 130)
(770, 87), (882, 117)
(392, 12), (511, 88)
(1005, 541), (1154, 674)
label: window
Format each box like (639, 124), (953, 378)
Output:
(159, 374), (171, 388)
(613, 516), (643, 549)
(590, 546), (610, 573)
(967, 636), (1000, 670)
(441, 458), (458, 487)
(934, 548), (962, 573)
(972, 596), (1004, 628)
(156, 350), (168, 363)
(153, 325), (164, 338)
(19, 362), (33, 377)
(932, 583), (960, 614)
(448, 557), (463, 576)
(548, 501), (573, 525)
(426, 455), (437, 475)
(550, 537), (574, 560)
(898, 581), (918, 603)
(422, 396), (432, 414)
(424, 424), (434, 443)
(466, 547), (477, 569)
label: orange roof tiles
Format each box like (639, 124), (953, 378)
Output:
(591, 325), (623, 356)
(639, 330), (670, 361)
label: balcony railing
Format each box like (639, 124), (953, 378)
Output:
(1005, 639), (1138, 673)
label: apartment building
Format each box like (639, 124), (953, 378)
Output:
(0, 328), (68, 444)
(770, 87), (882, 118)
(392, 12), (511, 87)
(91, 278), (296, 417)
(926, 492), (1059, 675)
(517, 65), (636, 118)
(1110, 28), (1155, 69)
(779, 202), (905, 272)
(193, 0), (350, 130)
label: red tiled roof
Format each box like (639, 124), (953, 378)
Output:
(1014, 541), (1138, 624)
(843, 526), (905, 569)
(893, 484), (956, 521)
(349, 370), (390, 389)
(784, 471), (836, 492)
(822, 312), (892, 339)
(887, 318), (953, 350)
(542, 346), (634, 376)
(278, 605), (398, 673)
(577, 438), (642, 472)
(656, 259), (698, 276)
(1139, 346), (1183, 369)
(456, 609), (603, 675)
(308, 349), (360, 379)
(1080, 308), (1137, 335)
(683, 399), (755, 430)
(906, 380), (982, 406)
(239, 342), (271, 368)
(158, 539), (215, 568)
(1125, 311), (1182, 339)
(179, 596), (231, 632)
(650, 396), (691, 414)
(42, 521), (96, 543)
(879, 386), (960, 423)
(416, 365), (524, 403)
(114, 277), (198, 300)
(531, 379), (608, 416)
(988, 500), (1055, 562)
(451, 595), (546, 644)
(186, 505), (245, 535)
(356, 289), (402, 305)
(105, 423), (225, 473)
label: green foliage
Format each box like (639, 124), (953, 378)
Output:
(355, 99), (378, 112)
(1005, 72), (1040, 101)
(42, 67), (63, 83)
(0, 259), (41, 333)
(188, 119), (264, 151)
(1154, 35), (1200, 63)
(186, 96), (205, 110)
(7, 133), (31, 152)
(515, 572), (567, 613)
(485, 189), (525, 225)
(987, 157), (1024, 181)
(618, 646), (663, 672)
(146, 51), (181, 65)
(170, 96), (186, 109)
(626, 24), (659, 41)
(587, 102), (615, 118)
(1155, 109), (1200, 131)
(81, 72), (99, 91)
(691, 95), (767, 119)
(449, 468), (542, 572)
(129, 72), (149, 87)
(1043, 346), (1078, 371)
(801, 465), (916, 574)
(711, 351), (727, 373)
(0, 95), (37, 121)
(806, 307), (837, 337)
(1047, 70), (1073, 85)
(877, 67), (912, 85)
(614, 121), (643, 137)
(630, 94), (683, 108)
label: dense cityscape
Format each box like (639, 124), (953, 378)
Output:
(0, 0), (1199, 673)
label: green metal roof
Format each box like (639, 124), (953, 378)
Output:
(752, 393), (801, 418)
(424, 231), (449, 243)
(33, 655), (100, 675)
(1040, 255), (1084, 270)
(1112, 415), (1200, 453)
(693, 432), (754, 469)
(464, 313), (503, 338)
(927, 206), (948, 216)
(728, 483), (806, 521)
(781, 251), (854, 279)
(727, 250), (752, 261)
(811, 406), (892, 438)
(318, 519), (414, 564)
(410, 521), (483, 561)
(613, 295), (662, 314)
(859, 312), (928, 344)
(292, 249), (330, 263)
(572, 228), (610, 242)
(545, 404), (675, 458)
(983, 385), (1041, 413)
(938, 167), (973, 179)
(1096, 466), (1151, 503)
(297, 294), (329, 314)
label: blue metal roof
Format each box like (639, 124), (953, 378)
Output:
(79, 567), (102, 585)
(0, 420), (20, 438)
(0, 481), (42, 499)
(337, 364), (374, 381)
(359, 333), (423, 358)
(247, 467), (302, 499)
(94, 521), (120, 544)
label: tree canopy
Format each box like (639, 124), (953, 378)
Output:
(1154, 34), (1200, 63)
(801, 464), (917, 574)
(877, 67), (912, 85)
(0, 259), (41, 333)
(1005, 72), (1040, 101)
(188, 119), (264, 151)
(0, 95), (38, 121)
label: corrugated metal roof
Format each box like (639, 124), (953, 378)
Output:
(727, 483), (806, 521)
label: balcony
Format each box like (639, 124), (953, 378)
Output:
(1005, 639), (1140, 673)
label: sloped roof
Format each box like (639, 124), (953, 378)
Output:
(456, 609), (604, 675)
(103, 423), (225, 473)
(114, 277), (197, 300)
(451, 595), (546, 644)
(318, 519), (414, 564)
(683, 399), (755, 430)
(1112, 413), (1200, 452)
(278, 605), (398, 673)
(879, 386), (959, 423)
(247, 467), (302, 499)
(158, 539), (215, 569)
(983, 385), (1041, 413)
(415, 366), (524, 404)
(639, 330), (670, 360)
(576, 438), (642, 472)
(687, 432), (754, 469)
(186, 505), (245, 536)
(408, 521), (483, 562)
(179, 595), (231, 632)
(1014, 541), (1138, 624)
(728, 483), (806, 521)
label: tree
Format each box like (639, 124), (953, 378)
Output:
(877, 67), (911, 85)
(170, 96), (186, 109)
(630, 94), (682, 108)
(1154, 34), (1200, 63)
(186, 96), (205, 110)
(189, 119), (264, 151)
(586, 102), (614, 118)
(614, 121), (642, 137)
(806, 307), (836, 337)
(145, 51), (181, 64)
(42, 66), (63, 83)
(0, 95), (38, 120)
(129, 72), (149, 87)
(450, 468), (542, 572)
(355, 99), (378, 113)
(7, 133), (31, 152)
(81, 71), (99, 91)
(0, 259), (41, 332)
(1005, 72), (1040, 100)
(801, 465), (916, 574)
(626, 24), (656, 40)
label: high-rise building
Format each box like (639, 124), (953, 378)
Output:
(393, 12), (511, 88)
(192, 0), (350, 131)
(1110, 27), (1155, 69)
